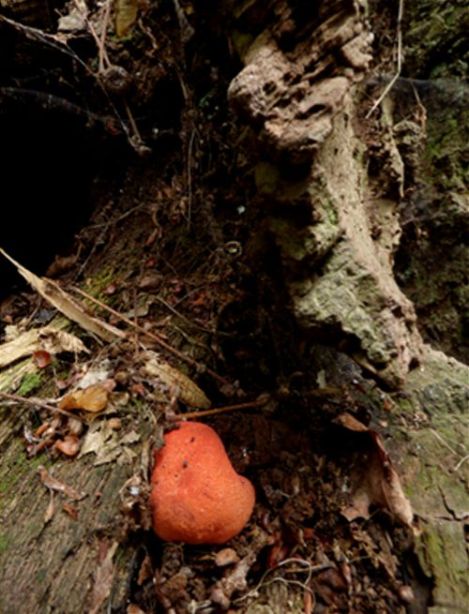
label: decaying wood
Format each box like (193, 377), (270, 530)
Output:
(0, 0), (467, 611)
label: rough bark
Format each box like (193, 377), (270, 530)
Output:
(226, 0), (468, 610)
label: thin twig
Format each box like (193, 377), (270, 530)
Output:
(154, 295), (220, 335)
(170, 397), (269, 421)
(430, 428), (465, 457)
(73, 0), (111, 71)
(70, 286), (232, 388)
(98, 0), (112, 72)
(454, 454), (469, 472)
(0, 391), (85, 421)
(366, 0), (404, 118)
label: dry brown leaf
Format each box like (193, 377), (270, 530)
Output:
(33, 350), (52, 369)
(335, 412), (369, 432)
(54, 435), (81, 457)
(215, 548), (240, 567)
(0, 248), (124, 343)
(44, 492), (55, 524)
(42, 329), (89, 355)
(59, 384), (109, 413)
(62, 502), (79, 520)
(79, 425), (111, 458)
(89, 541), (119, 614)
(0, 319), (87, 369)
(38, 465), (86, 500)
(115, 0), (139, 38)
(143, 351), (210, 408)
(78, 422), (138, 466)
(211, 553), (256, 609)
(337, 412), (413, 526)
(137, 555), (153, 586)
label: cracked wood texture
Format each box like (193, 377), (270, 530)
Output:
(0, 390), (142, 612)
(227, 0), (468, 609)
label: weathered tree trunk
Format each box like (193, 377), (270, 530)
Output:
(0, 0), (467, 612)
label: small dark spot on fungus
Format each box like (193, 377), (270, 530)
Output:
(150, 422), (255, 544)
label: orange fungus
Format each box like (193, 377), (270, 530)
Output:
(150, 422), (255, 544)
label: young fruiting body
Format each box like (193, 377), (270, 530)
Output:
(150, 421), (255, 544)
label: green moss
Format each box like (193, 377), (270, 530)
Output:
(403, 0), (469, 79)
(83, 266), (116, 298)
(0, 450), (49, 497)
(0, 533), (9, 554)
(17, 372), (42, 396)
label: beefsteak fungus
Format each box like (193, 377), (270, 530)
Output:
(150, 421), (255, 544)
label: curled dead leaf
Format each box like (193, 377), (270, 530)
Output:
(62, 502), (79, 520)
(54, 435), (81, 457)
(59, 384), (109, 413)
(44, 492), (55, 524)
(38, 466), (86, 500)
(337, 412), (413, 526)
(33, 350), (52, 368)
(143, 351), (210, 408)
(89, 541), (119, 614)
(115, 0), (139, 38)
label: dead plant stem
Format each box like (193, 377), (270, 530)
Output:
(0, 391), (85, 421)
(366, 0), (404, 117)
(170, 397), (269, 420)
(71, 286), (231, 388)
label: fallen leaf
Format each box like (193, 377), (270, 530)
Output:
(42, 329), (89, 355)
(38, 466), (86, 500)
(46, 250), (81, 278)
(58, 0), (87, 31)
(215, 548), (240, 567)
(335, 412), (369, 432)
(62, 502), (79, 520)
(33, 350), (52, 369)
(79, 426), (110, 457)
(78, 422), (137, 466)
(137, 555), (152, 586)
(115, 0), (139, 37)
(210, 553), (256, 609)
(0, 249), (124, 343)
(89, 541), (119, 614)
(59, 384), (109, 413)
(120, 430), (140, 445)
(143, 350), (210, 408)
(54, 435), (81, 457)
(77, 360), (112, 388)
(0, 319), (87, 369)
(337, 412), (413, 526)
(44, 492), (55, 523)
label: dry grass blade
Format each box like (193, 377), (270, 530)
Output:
(0, 248), (124, 342)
